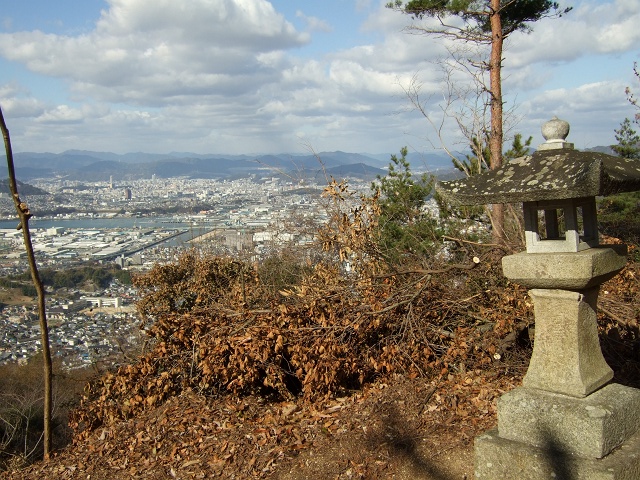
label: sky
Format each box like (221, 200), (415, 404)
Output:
(0, 0), (638, 157)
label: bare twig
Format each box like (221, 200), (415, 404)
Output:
(366, 276), (432, 315)
(599, 305), (634, 326)
(0, 106), (53, 459)
(374, 259), (480, 279)
(441, 235), (500, 247)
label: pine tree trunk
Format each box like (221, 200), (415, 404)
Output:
(489, 0), (505, 244)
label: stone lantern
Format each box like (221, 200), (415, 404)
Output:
(436, 118), (640, 479)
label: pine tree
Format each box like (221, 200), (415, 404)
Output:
(611, 118), (640, 160)
(453, 135), (491, 177)
(504, 133), (533, 161)
(371, 147), (439, 263)
(453, 132), (532, 177)
(387, 0), (570, 243)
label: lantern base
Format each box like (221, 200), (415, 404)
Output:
(523, 287), (613, 397)
(475, 424), (640, 480)
(497, 384), (640, 459)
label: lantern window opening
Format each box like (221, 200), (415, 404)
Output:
(523, 197), (599, 253)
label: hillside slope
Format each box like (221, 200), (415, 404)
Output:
(3, 245), (638, 480)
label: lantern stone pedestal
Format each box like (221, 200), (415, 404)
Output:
(475, 247), (640, 479)
(436, 118), (640, 480)
(502, 247), (627, 397)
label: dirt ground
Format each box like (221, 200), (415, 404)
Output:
(273, 376), (480, 480)
(3, 372), (509, 480)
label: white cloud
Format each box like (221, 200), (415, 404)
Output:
(0, 0), (638, 154)
(0, 83), (48, 118)
(507, 0), (640, 67)
(0, 0), (308, 107)
(0, 97), (47, 119)
(37, 105), (88, 124)
(329, 60), (398, 95)
(295, 11), (332, 33)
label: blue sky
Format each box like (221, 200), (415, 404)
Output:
(0, 0), (638, 157)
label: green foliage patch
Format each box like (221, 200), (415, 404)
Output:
(12, 266), (131, 291)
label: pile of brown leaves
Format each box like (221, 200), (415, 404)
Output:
(68, 181), (538, 441)
(68, 245), (533, 441)
(6, 255), (638, 479)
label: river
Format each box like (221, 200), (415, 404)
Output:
(0, 215), (209, 230)
(0, 216), (219, 248)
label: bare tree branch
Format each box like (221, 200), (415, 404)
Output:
(0, 106), (53, 460)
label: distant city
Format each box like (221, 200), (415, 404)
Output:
(0, 174), (346, 265)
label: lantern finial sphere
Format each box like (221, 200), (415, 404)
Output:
(541, 116), (570, 142)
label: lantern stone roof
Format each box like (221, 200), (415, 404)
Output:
(436, 149), (640, 206)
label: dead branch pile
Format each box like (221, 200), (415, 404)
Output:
(70, 253), (533, 439)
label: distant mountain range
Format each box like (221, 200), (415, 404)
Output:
(1, 150), (457, 183)
(584, 145), (615, 155)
